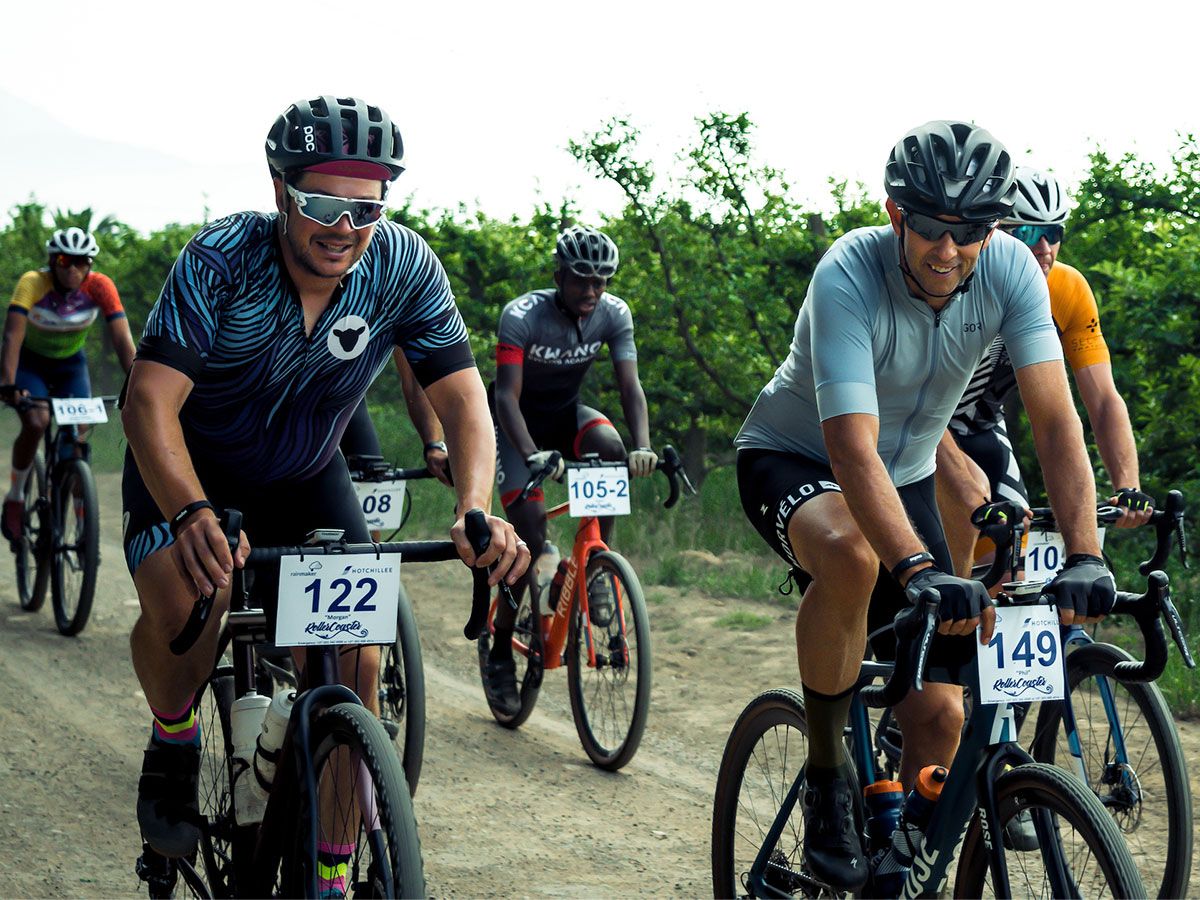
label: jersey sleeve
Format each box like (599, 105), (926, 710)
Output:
(85, 272), (126, 321)
(1050, 265), (1110, 370)
(809, 251), (879, 421)
(389, 235), (475, 387)
(136, 222), (236, 382)
(605, 296), (638, 362)
(998, 246), (1062, 371)
(495, 301), (529, 367)
(8, 271), (43, 315)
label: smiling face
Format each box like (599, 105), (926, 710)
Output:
(887, 199), (994, 304)
(274, 171), (384, 280)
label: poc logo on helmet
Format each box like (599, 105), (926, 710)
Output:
(303, 125), (316, 152)
(328, 315), (370, 361)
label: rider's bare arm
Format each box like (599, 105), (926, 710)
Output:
(1015, 359), (1102, 557)
(1074, 361), (1145, 518)
(424, 367), (529, 585)
(0, 309), (26, 386)
(121, 359), (241, 593)
(822, 412), (929, 581)
(613, 358), (651, 450)
(493, 361), (538, 460)
(106, 315), (138, 375)
(393, 348), (450, 484)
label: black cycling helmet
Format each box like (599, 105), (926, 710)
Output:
(265, 96), (404, 181)
(885, 120), (1017, 222)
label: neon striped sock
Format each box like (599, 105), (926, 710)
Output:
(150, 695), (200, 746)
(317, 842), (354, 898)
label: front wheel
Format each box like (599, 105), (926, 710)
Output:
(300, 702), (425, 898)
(377, 579), (426, 796)
(567, 551), (651, 770)
(711, 688), (825, 899)
(953, 762), (1146, 898)
(50, 458), (99, 635)
(15, 454), (49, 612)
(1029, 641), (1192, 899)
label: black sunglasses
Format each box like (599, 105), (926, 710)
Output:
(1002, 223), (1065, 246)
(901, 209), (996, 246)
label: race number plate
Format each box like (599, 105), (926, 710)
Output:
(51, 397), (108, 424)
(1025, 528), (1107, 582)
(977, 604), (1064, 705)
(353, 479), (406, 531)
(275, 553), (400, 647)
(567, 466), (631, 517)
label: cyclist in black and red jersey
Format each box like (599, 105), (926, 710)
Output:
(484, 225), (655, 715)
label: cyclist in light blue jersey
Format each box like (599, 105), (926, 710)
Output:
(734, 120), (1116, 892)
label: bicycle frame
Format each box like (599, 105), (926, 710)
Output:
(748, 657), (1042, 898)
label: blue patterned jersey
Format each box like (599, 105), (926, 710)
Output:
(137, 212), (474, 483)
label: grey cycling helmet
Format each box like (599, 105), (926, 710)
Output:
(1004, 166), (1070, 226)
(266, 96), (404, 181)
(555, 225), (619, 277)
(885, 120), (1017, 222)
(46, 227), (99, 258)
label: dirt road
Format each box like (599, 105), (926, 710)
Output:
(0, 471), (1195, 896)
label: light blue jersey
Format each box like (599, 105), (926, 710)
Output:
(735, 226), (1061, 486)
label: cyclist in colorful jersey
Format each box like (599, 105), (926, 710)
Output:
(120, 96), (528, 862)
(734, 121), (1116, 891)
(0, 227), (135, 543)
(484, 225), (655, 715)
(936, 166), (1151, 574)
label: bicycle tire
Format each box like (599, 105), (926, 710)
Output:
(50, 458), (99, 635)
(476, 589), (542, 729)
(299, 702), (425, 898)
(712, 688), (826, 899)
(15, 453), (49, 611)
(192, 665), (243, 898)
(377, 579), (426, 796)
(1029, 641), (1192, 899)
(953, 762), (1146, 898)
(567, 550), (651, 770)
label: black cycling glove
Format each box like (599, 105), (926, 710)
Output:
(1041, 553), (1116, 619)
(1113, 488), (1153, 514)
(905, 567), (993, 623)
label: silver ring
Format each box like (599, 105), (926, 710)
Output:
(517, 540), (528, 548)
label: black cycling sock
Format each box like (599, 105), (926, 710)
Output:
(802, 683), (854, 772)
(489, 627), (513, 663)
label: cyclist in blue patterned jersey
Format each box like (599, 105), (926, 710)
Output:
(484, 225), (655, 715)
(734, 121), (1116, 892)
(121, 96), (529, 865)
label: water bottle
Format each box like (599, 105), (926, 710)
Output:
(532, 541), (561, 616)
(546, 558), (570, 612)
(252, 689), (295, 792)
(871, 765), (948, 895)
(230, 693), (271, 825)
(863, 779), (904, 856)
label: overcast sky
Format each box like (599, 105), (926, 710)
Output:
(3, 0), (1195, 233)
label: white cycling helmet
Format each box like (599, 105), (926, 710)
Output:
(556, 225), (619, 278)
(47, 227), (99, 258)
(1003, 167), (1070, 226)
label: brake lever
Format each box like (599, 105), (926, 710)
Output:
(1160, 593), (1196, 669)
(461, 509), (516, 641)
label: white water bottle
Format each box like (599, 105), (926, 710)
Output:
(230, 693), (271, 825)
(253, 689), (295, 791)
(533, 541), (561, 615)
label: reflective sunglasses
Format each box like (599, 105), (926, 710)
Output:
(901, 209), (997, 245)
(1002, 223), (1064, 246)
(285, 184), (386, 229)
(55, 254), (93, 269)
